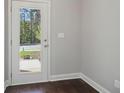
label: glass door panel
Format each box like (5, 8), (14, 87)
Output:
(19, 8), (42, 73)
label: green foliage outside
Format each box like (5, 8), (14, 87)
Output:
(20, 51), (40, 59)
(19, 51), (34, 58)
(20, 8), (41, 45)
(19, 8), (41, 59)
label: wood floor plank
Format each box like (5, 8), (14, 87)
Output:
(5, 79), (99, 93)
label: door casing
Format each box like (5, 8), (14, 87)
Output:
(9, 0), (51, 85)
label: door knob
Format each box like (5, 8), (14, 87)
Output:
(44, 45), (48, 47)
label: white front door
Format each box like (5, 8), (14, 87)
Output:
(12, 0), (49, 85)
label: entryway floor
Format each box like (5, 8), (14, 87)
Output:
(5, 79), (99, 93)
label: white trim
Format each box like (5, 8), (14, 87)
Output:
(7, 0), (51, 86)
(50, 73), (80, 81)
(50, 73), (111, 93)
(5, 72), (111, 93)
(4, 0), (12, 85)
(79, 73), (111, 93)
(12, 0), (50, 3)
(4, 80), (11, 91)
(8, 0), (51, 85)
(47, 0), (51, 81)
(4, 0), (11, 87)
(11, 80), (48, 86)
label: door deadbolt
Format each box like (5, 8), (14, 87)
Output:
(44, 39), (47, 42)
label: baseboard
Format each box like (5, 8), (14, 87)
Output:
(4, 80), (11, 91)
(79, 73), (111, 93)
(5, 73), (111, 93)
(50, 73), (110, 93)
(11, 79), (49, 86)
(50, 73), (80, 81)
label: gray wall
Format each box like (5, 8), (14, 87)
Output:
(51, 0), (82, 75)
(4, 0), (9, 81)
(81, 0), (120, 93)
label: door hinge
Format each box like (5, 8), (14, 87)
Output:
(10, 6), (12, 12)
(11, 73), (12, 78)
(11, 40), (12, 46)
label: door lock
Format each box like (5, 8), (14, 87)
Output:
(44, 45), (48, 47)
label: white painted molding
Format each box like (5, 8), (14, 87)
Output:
(50, 73), (80, 81)
(11, 80), (48, 86)
(50, 73), (111, 93)
(12, 0), (50, 3)
(5, 72), (111, 93)
(79, 73), (111, 93)
(4, 80), (11, 91)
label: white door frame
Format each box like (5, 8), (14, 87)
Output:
(8, 0), (51, 85)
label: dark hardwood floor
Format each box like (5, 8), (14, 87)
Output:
(5, 79), (99, 93)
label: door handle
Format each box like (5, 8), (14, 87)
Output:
(44, 45), (48, 47)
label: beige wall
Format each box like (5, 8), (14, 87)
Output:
(51, 0), (82, 75)
(81, 0), (120, 93)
